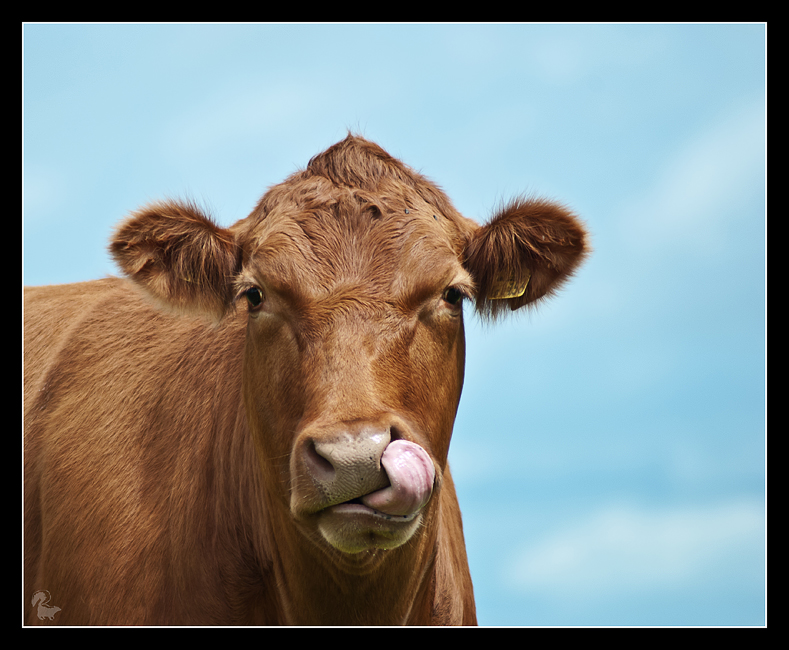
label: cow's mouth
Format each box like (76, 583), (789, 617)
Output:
(311, 440), (436, 552)
(330, 499), (421, 522)
(316, 500), (426, 553)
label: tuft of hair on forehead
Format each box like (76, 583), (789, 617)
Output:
(280, 136), (459, 211)
(243, 133), (478, 257)
(304, 135), (462, 222)
(305, 134), (416, 191)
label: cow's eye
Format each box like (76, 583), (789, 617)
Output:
(442, 287), (465, 307)
(245, 287), (264, 309)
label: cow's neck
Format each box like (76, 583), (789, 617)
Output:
(261, 504), (438, 625)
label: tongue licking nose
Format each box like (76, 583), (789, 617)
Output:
(361, 440), (435, 516)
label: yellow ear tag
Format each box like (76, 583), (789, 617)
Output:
(489, 271), (531, 300)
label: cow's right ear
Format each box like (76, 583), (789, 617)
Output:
(463, 197), (589, 318)
(110, 200), (241, 321)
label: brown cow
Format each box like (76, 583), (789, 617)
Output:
(24, 135), (588, 625)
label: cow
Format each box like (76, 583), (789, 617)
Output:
(24, 135), (588, 625)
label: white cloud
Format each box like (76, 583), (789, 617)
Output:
(508, 499), (764, 598)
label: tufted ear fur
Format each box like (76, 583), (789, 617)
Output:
(109, 200), (241, 321)
(464, 197), (589, 318)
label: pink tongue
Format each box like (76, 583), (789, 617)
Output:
(361, 440), (435, 516)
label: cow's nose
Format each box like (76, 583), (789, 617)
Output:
(304, 423), (392, 505)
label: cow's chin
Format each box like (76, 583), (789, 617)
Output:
(316, 502), (425, 553)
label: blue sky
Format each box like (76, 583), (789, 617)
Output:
(23, 23), (766, 626)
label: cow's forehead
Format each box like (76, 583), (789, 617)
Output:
(235, 179), (473, 300)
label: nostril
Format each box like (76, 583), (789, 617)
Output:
(305, 439), (335, 479)
(388, 424), (402, 443)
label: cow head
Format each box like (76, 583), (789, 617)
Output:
(110, 135), (587, 560)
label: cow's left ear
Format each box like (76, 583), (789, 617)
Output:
(110, 199), (241, 321)
(463, 197), (589, 317)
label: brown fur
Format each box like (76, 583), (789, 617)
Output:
(24, 135), (588, 625)
(465, 196), (589, 317)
